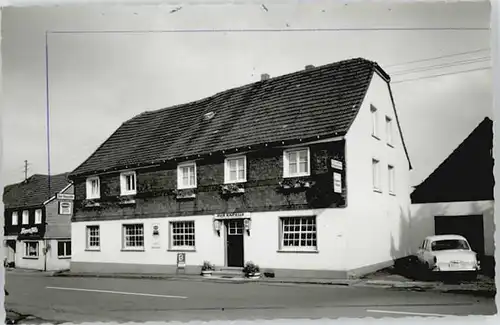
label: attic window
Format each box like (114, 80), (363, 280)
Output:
(204, 111), (215, 121)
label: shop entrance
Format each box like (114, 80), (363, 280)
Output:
(225, 219), (244, 267)
(6, 240), (16, 265)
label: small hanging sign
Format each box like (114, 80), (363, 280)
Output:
(151, 224), (160, 249)
(177, 253), (186, 269)
(333, 172), (342, 193)
(331, 159), (343, 170)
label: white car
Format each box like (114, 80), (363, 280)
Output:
(416, 235), (480, 279)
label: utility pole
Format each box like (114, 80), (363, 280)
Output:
(24, 160), (29, 181)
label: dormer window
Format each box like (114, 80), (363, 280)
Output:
(120, 171), (137, 196)
(86, 177), (100, 199)
(177, 162), (197, 189)
(283, 148), (310, 178)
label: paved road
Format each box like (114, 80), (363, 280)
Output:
(4, 271), (497, 323)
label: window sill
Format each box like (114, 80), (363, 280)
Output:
(120, 192), (137, 197)
(223, 180), (247, 185)
(86, 197), (100, 200)
(277, 249), (319, 254)
(85, 248), (101, 252)
(373, 188), (382, 194)
(177, 186), (197, 191)
(282, 174), (311, 179)
(167, 248), (196, 252)
(58, 256), (71, 259)
(389, 192), (396, 196)
(22, 256), (39, 260)
(121, 248), (145, 252)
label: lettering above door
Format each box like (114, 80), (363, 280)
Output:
(215, 212), (250, 219)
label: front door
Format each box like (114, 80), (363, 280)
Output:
(226, 219), (244, 267)
(6, 240), (16, 263)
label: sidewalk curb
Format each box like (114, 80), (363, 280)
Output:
(51, 272), (496, 296)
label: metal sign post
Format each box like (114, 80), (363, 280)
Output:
(176, 252), (186, 275)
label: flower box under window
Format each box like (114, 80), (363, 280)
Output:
(220, 183), (245, 196)
(82, 199), (101, 208)
(173, 188), (197, 200)
(278, 178), (315, 192)
(117, 195), (137, 206)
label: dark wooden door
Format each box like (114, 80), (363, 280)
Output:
(226, 219), (244, 267)
(434, 215), (485, 257)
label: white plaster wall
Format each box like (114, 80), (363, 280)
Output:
(343, 72), (412, 270)
(72, 215), (225, 267)
(410, 200), (495, 256)
(72, 208), (350, 271)
(15, 240), (45, 270)
(244, 209), (350, 271)
(45, 239), (71, 271)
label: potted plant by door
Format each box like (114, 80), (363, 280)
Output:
(243, 261), (261, 279)
(201, 261), (215, 277)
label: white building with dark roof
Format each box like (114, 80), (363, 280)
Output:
(68, 58), (412, 279)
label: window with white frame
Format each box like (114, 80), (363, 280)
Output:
(59, 202), (72, 215)
(86, 225), (100, 250)
(12, 212), (18, 225)
(170, 221), (195, 250)
(371, 105), (379, 138)
(388, 165), (396, 195)
(120, 171), (137, 196)
(86, 177), (100, 199)
(224, 156), (247, 183)
(177, 163), (197, 189)
(283, 148), (310, 178)
(372, 159), (381, 192)
(24, 241), (39, 258)
(57, 240), (71, 258)
(22, 210), (29, 225)
(386, 116), (393, 146)
(35, 209), (42, 224)
(280, 216), (317, 251)
(123, 224), (144, 250)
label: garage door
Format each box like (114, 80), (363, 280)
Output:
(434, 215), (485, 257)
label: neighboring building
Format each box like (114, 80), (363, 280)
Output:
(68, 58), (412, 279)
(3, 173), (74, 271)
(410, 117), (495, 274)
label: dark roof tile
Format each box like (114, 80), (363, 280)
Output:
(3, 173), (72, 209)
(69, 58), (384, 177)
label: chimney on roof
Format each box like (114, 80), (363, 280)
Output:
(261, 73), (270, 81)
(305, 65), (315, 71)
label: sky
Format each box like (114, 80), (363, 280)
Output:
(0, 1), (492, 189)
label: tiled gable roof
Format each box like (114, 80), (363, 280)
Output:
(3, 173), (71, 209)
(411, 117), (493, 204)
(69, 58), (399, 177)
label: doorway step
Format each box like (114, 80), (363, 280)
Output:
(212, 267), (244, 279)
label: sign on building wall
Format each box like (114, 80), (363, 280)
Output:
(331, 159), (343, 171)
(333, 172), (342, 193)
(57, 193), (75, 200)
(214, 212), (251, 219)
(152, 224), (161, 249)
(177, 252), (186, 269)
(17, 224), (45, 240)
(20, 227), (39, 235)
